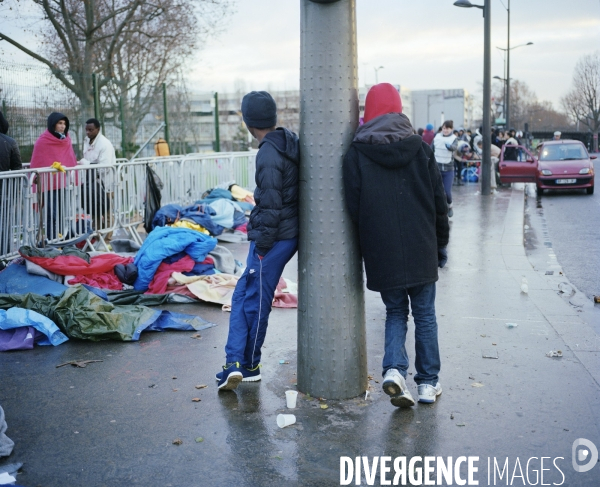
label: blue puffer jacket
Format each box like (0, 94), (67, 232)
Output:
(248, 128), (299, 255)
(133, 227), (217, 291)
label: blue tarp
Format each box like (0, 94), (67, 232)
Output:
(0, 261), (67, 296)
(0, 308), (68, 346)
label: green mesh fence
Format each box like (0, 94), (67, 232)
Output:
(0, 60), (184, 161)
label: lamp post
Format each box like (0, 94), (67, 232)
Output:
(374, 65), (384, 84)
(496, 42), (533, 129)
(453, 0), (491, 196)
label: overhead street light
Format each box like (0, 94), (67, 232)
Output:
(374, 65), (384, 84)
(496, 39), (533, 129)
(453, 0), (491, 196)
(453, 0), (483, 10)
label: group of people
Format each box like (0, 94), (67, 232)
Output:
(0, 111), (117, 241)
(217, 85), (449, 409)
(416, 122), (531, 216)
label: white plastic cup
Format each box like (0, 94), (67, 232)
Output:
(285, 390), (298, 409)
(277, 414), (296, 428)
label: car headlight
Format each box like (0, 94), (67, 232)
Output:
(540, 169), (552, 176)
(579, 168), (591, 174)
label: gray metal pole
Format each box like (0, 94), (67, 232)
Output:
(298, 0), (366, 400)
(119, 96), (127, 158)
(162, 82), (170, 149)
(214, 92), (220, 152)
(482, 0), (492, 195)
(505, 0), (510, 130)
(92, 73), (100, 122)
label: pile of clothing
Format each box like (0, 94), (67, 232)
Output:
(151, 184), (254, 242)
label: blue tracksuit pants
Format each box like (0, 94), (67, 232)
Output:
(225, 238), (298, 368)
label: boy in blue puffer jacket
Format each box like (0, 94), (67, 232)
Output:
(217, 91), (300, 391)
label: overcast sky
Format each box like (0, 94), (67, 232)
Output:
(187, 0), (600, 109)
(2, 0), (600, 110)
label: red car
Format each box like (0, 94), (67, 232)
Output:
(499, 140), (596, 195)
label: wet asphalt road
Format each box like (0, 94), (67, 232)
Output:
(529, 157), (600, 302)
(1, 186), (599, 486)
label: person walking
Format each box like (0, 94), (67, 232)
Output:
(30, 112), (78, 240)
(216, 91), (299, 391)
(432, 120), (457, 216)
(343, 83), (450, 408)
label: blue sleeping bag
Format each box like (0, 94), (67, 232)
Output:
(133, 227), (218, 291)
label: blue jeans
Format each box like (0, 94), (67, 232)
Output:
(440, 170), (453, 205)
(380, 283), (440, 385)
(225, 238), (298, 368)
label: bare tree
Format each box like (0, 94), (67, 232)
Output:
(0, 0), (147, 115)
(0, 0), (231, 128)
(561, 51), (600, 150)
(490, 79), (573, 132)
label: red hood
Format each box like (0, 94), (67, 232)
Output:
(363, 83), (403, 124)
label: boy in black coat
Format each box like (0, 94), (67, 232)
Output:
(343, 83), (449, 407)
(217, 91), (300, 391)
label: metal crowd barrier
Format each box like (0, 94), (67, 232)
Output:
(0, 152), (256, 260)
(0, 171), (34, 259)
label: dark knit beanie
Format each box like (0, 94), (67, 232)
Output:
(241, 91), (277, 129)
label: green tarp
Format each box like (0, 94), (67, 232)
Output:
(0, 285), (214, 342)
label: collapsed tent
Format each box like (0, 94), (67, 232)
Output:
(0, 286), (215, 342)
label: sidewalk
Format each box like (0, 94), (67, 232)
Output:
(1, 184), (599, 486)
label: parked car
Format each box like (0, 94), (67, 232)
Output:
(498, 140), (596, 195)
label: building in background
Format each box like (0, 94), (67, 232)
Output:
(1, 57), (472, 160)
(411, 89), (473, 131)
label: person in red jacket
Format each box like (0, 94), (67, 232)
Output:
(343, 84), (449, 408)
(421, 123), (435, 145)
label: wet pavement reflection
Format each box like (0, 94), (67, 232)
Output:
(0, 184), (599, 486)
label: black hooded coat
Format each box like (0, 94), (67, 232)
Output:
(343, 113), (450, 292)
(0, 111), (22, 172)
(247, 127), (299, 255)
(47, 112), (70, 139)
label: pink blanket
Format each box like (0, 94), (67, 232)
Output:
(30, 130), (78, 190)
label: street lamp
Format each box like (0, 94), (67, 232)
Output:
(496, 40), (533, 129)
(374, 65), (384, 84)
(453, 0), (491, 196)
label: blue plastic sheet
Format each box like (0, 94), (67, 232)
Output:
(0, 308), (68, 346)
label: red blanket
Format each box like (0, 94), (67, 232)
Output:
(21, 252), (133, 276)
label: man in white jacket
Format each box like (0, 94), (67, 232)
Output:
(78, 118), (116, 236)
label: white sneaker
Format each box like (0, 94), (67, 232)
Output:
(418, 383), (442, 403)
(383, 369), (415, 408)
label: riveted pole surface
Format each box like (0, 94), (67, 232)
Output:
(481, 0), (492, 195)
(298, 0), (366, 400)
